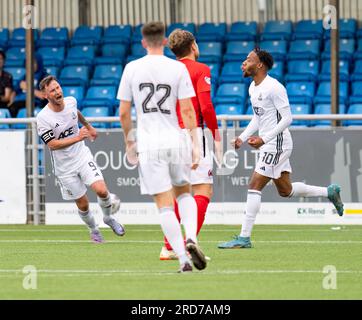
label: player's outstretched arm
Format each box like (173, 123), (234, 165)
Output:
(119, 100), (133, 144)
(77, 110), (97, 142)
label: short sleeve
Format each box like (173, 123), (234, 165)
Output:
(117, 64), (133, 102)
(37, 115), (55, 144)
(178, 64), (196, 100)
(196, 65), (211, 94)
(271, 83), (290, 110)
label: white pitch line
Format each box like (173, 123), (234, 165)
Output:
(0, 269), (361, 276)
(0, 239), (361, 244)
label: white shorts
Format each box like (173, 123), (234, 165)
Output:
(255, 149), (292, 179)
(190, 132), (213, 185)
(56, 157), (104, 200)
(138, 148), (192, 196)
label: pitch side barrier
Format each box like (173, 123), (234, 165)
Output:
(1, 114), (362, 225)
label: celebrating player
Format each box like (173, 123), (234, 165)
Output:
(117, 22), (207, 272)
(36, 76), (125, 243)
(218, 48), (344, 249)
(159, 29), (222, 260)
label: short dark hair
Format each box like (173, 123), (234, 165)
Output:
(0, 50), (6, 60)
(39, 75), (58, 91)
(168, 29), (195, 58)
(253, 47), (274, 70)
(141, 21), (165, 47)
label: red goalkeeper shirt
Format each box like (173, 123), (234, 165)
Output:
(176, 58), (220, 141)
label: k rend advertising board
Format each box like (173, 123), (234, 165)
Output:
(45, 128), (362, 225)
(0, 131), (27, 224)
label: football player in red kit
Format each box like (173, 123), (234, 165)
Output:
(160, 29), (222, 260)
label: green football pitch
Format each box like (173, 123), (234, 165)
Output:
(0, 224), (361, 300)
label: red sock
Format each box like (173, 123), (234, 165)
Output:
(194, 195), (210, 235)
(164, 199), (181, 251)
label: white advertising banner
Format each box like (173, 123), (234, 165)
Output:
(0, 131), (27, 224)
(45, 202), (362, 225)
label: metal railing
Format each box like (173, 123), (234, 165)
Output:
(1, 114), (362, 224)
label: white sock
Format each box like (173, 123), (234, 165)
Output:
(289, 182), (328, 198)
(240, 190), (262, 238)
(78, 209), (98, 232)
(159, 207), (189, 265)
(177, 193), (197, 243)
(97, 193), (112, 221)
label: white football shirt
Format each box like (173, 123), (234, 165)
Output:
(249, 75), (293, 152)
(36, 96), (93, 176)
(117, 55), (196, 152)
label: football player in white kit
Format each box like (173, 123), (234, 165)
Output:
(37, 76), (125, 243)
(117, 22), (207, 272)
(218, 48), (344, 249)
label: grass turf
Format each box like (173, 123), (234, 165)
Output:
(0, 224), (361, 300)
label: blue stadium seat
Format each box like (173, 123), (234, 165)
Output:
(351, 60), (362, 81)
(260, 40), (288, 61)
(38, 27), (69, 47)
(349, 81), (362, 104)
(206, 63), (221, 83)
(285, 60), (319, 82)
(9, 28), (39, 47)
(287, 40), (320, 60)
(103, 25), (132, 44)
(82, 107), (110, 128)
(322, 38), (355, 61)
(198, 42), (223, 63)
(319, 60), (349, 81)
(82, 86), (117, 113)
(314, 81), (349, 104)
(261, 20), (293, 41)
(62, 86), (85, 103)
(196, 23), (227, 42)
(90, 64), (123, 86)
(225, 21), (258, 41)
(37, 47), (65, 67)
(313, 104), (347, 126)
(0, 108), (11, 129)
(293, 20), (323, 40)
(290, 103), (312, 126)
(4, 67), (26, 90)
(344, 104), (362, 126)
(268, 61), (284, 82)
(45, 66), (60, 77)
(0, 28), (9, 48)
(223, 41), (254, 63)
(324, 19), (357, 39)
(64, 45), (96, 66)
(211, 83), (216, 99)
(215, 104), (243, 127)
(59, 65), (90, 87)
(12, 108), (27, 129)
(353, 39), (362, 60)
(132, 24), (143, 43)
(166, 23), (196, 36)
(95, 43), (128, 65)
(219, 62), (244, 84)
(71, 25), (103, 46)
(214, 83), (246, 105)
(286, 82), (315, 104)
(4, 47), (26, 67)
(126, 43), (147, 62)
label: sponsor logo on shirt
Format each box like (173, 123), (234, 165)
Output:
(72, 112), (77, 120)
(258, 93), (263, 101)
(208, 169), (213, 177)
(58, 127), (75, 139)
(55, 123), (60, 128)
(204, 76), (211, 85)
(253, 106), (265, 116)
